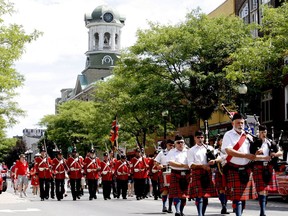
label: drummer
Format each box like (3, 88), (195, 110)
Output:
(154, 139), (175, 213)
(166, 135), (190, 216)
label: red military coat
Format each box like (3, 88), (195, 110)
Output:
(52, 157), (67, 180)
(83, 157), (101, 180)
(100, 160), (113, 181)
(66, 156), (83, 179)
(130, 156), (148, 179)
(35, 156), (52, 179)
(115, 160), (130, 181)
(149, 158), (161, 181)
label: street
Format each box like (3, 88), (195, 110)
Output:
(0, 180), (288, 216)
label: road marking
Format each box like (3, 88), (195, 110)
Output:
(0, 208), (41, 213)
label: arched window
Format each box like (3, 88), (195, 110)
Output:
(104, 32), (111, 47)
(115, 34), (118, 45)
(94, 33), (99, 49)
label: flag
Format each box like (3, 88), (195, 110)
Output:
(110, 115), (119, 145)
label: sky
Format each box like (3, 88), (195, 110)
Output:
(5, 0), (226, 137)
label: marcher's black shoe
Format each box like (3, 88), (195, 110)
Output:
(94, 195), (97, 199)
(162, 207), (168, 212)
(167, 209), (173, 213)
(175, 213), (181, 216)
(221, 207), (230, 214)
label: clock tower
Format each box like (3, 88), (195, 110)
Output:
(83, 5), (126, 84)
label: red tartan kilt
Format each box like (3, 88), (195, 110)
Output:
(189, 169), (218, 198)
(169, 171), (190, 198)
(214, 169), (225, 191)
(253, 164), (278, 193)
(224, 164), (258, 201)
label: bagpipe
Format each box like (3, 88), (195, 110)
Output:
(203, 120), (217, 168)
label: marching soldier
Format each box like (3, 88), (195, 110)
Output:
(34, 147), (52, 201)
(221, 113), (259, 216)
(66, 147), (83, 201)
(149, 150), (161, 200)
(52, 149), (67, 201)
(114, 154), (130, 199)
(251, 125), (282, 216)
(83, 148), (101, 200)
(166, 135), (190, 216)
(154, 139), (175, 213)
(100, 152), (113, 200)
(187, 131), (218, 216)
(130, 148), (149, 200)
(109, 150), (118, 198)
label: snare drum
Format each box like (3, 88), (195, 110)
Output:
(163, 171), (171, 186)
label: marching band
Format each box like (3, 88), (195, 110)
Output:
(9, 110), (285, 216)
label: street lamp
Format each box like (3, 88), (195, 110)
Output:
(238, 83), (248, 114)
(162, 110), (169, 140)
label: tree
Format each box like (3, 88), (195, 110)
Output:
(0, 0), (41, 133)
(127, 10), (254, 120)
(225, 3), (288, 87)
(39, 100), (107, 156)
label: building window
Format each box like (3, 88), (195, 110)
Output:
(250, 0), (258, 10)
(104, 32), (111, 48)
(239, 2), (249, 24)
(285, 85), (288, 120)
(261, 90), (272, 123)
(94, 33), (99, 50)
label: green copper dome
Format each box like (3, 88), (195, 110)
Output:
(85, 5), (125, 25)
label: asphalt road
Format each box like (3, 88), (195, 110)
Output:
(0, 180), (288, 216)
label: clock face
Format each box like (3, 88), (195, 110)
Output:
(103, 12), (113, 23)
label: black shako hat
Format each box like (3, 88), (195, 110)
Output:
(259, 125), (267, 131)
(103, 152), (108, 157)
(56, 149), (63, 155)
(120, 154), (126, 159)
(89, 148), (95, 153)
(195, 130), (204, 137)
(40, 147), (46, 152)
(232, 113), (244, 121)
(72, 147), (77, 153)
(174, 134), (184, 141)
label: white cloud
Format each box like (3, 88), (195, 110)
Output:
(5, 0), (226, 137)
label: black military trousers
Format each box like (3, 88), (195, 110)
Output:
(102, 180), (112, 199)
(70, 178), (81, 200)
(87, 179), (98, 199)
(55, 179), (65, 200)
(116, 179), (128, 199)
(39, 177), (50, 200)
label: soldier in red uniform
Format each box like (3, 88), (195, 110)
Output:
(130, 148), (149, 200)
(83, 148), (101, 200)
(52, 150), (67, 201)
(66, 147), (83, 201)
(100, 152), (113, 200)
(149, 150), (161, 200)
(115, 154), (130, 199)
(109, 150), (118, 198)
(34, 147), (52, 201)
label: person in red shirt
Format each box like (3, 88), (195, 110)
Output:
(100, 152), (113, 200)
(83, 148), (101, 200)
(30, 161), (39, 196)
(9, 162), (17, 193)
(14, 154), (29, 198)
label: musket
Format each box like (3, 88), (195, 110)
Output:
(221, 103), (233, 120)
